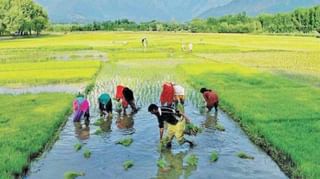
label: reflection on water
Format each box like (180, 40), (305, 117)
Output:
(202, 112), (218, 129)
(100, 117), (113, 132)
(74, 122), (90, 141)
(156, 150), (196, 179)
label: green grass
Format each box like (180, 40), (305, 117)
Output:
(0, 93), (73, 178)
(0, 61), (101, 87)
(179, 62), (320, 178)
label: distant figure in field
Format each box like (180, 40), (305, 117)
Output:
(181, 42), (186, 51)
(98, 93), (112, 118)
(148, 104), (194, 148)
(73, 93), (90, 126)
(142, 37), (148, 49)
(160, 82), (175, 107)
(200, 88), (219, 112)
(188, 42), (193, 52)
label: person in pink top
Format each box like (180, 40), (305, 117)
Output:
(73, 93), (90, 126)
(200, 88), (219, 112)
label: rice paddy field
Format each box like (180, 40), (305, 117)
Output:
(0, 32), (319, 179)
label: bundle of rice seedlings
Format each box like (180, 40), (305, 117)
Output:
(184, 123), (203, 136)
(64, 171), (85, 179)
(116, 137), (133, 147)
(237, 151), (254, 160)
(123, 160), (134, 170)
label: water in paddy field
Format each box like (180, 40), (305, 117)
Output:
(26, 76), (287, 179)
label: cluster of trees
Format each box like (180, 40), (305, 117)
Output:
(50, 5), (320, 34)
(0, 0), (48, 36)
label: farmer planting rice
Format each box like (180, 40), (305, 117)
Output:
(148, 104), (194, 149)
(116, 85), (139, 114)
(173, 83), (185, 106)
(160, 82), (174, 107)
(200, 88), (219, 113)
(98, 92), (112, 118)
(73, 93), (90, 126)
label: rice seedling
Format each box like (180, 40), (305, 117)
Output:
(123, 160), (134, 170)
(186, 154), (199, 167)
(83, 149), (91, 159)
(157, 158), (169, 169)
(64, 171), (85, 179)
(215, 123), (225, 132)
(158, 136), (171, 151)
(74, 143), (82, 151)
(93, 119), (103, 126)
(210, 151), (219, 162)
(116, 137), (133, 147)
(184, 123), (202, 136)
(94, 129), (103, 135)
(237, 152), (254, 160)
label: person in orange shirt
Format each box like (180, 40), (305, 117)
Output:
(200, 88), (219, 112)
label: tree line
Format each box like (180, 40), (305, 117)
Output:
(49, 5), (320, 34)
(0, 0), (48, 36)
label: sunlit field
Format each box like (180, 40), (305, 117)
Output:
(0, 32), (319, 178)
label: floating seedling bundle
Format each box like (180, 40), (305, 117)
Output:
(116, 136), (133, 147)
(184, 123), (202, 136)
(64, 171), (85, 179)
(186, 154), (198, 166)
(74, 143), (82, 151)
(210, 151), (219, 162)
(123, 160), (134, 170)
(237, 151), (254, 160)
(83, 149), (91, 158)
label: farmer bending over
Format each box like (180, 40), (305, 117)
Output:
(123, 87), (138, 113)
(98, 93), (112, 118)
(173, 83), (185, 106)
(148, 104), (194, 148)
(160, 82), (174, 107)
(73, 93), (90, 126)
(200, 88), (219, 112)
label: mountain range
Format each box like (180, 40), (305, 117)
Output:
(35, 0), (320, 23)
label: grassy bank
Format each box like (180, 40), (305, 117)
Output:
(179, 62), (320, 178)
(0, 93), (74, 179)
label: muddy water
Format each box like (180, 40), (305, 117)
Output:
(26, 78), (287, 179)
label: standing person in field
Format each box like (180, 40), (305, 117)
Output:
(98, 92), (112, 118)
(148, 104), (194, 148)
(160, 82), (175, 107)
(142, 37), (148, 49)
(200, 88), (219, 112)
(188, 42), (193, 52)
(73, 93), (90, 126)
